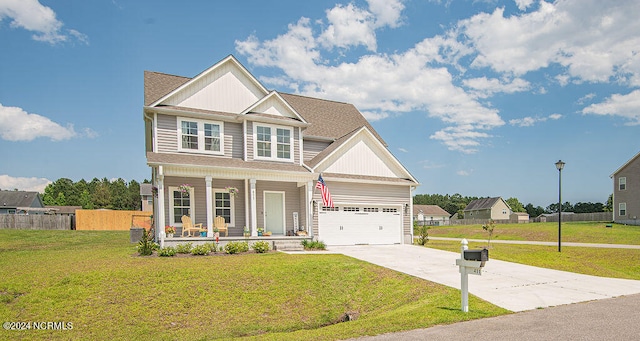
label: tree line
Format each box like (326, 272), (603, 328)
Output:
(414, 193), (613, 218)
(40, 178), (149, 210)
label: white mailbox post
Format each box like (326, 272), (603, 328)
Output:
(455, 239), (488, 312)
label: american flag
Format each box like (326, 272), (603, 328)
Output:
(315, 175), (334, 208)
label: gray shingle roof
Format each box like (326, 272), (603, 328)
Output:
(0, 190), (43, 208)
(144, 71), (190, 106)
(464, 197), (503, 211)
(413, 205), (450, 216)
(146, 152), (309, 173)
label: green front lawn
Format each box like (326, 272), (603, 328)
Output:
(422, 222), (640, 280)
(0, 230), (508, 340)
(427, 222), (640, 244)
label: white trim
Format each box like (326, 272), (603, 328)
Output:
(241, 91), (308, 124)
(311, 126), (419, 184)
(177, 117), (224, 155)
(168, 185), (195, 227)
(213, 188), (236, 228)
(263, 191), (286, 235)
(252, 123), (294, 162)
(149, 55), (268, 107)
(153, 112), (158, 153)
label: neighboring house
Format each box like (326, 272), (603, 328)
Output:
(140, 183), (153, 212)
(0, 190), (46, 215)
(611, 151), (640, 226)
(463, 197), (511, 220)
(413, 204), (450, 226)
(143, 55), (419, 245)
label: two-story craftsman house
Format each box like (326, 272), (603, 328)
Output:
(144, 55), (419, 245)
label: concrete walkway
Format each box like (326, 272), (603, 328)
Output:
(328, 244), (640, 312)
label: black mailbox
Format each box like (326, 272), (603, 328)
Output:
(463, 248), (489, 262)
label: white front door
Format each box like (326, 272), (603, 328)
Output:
(264, 191), (285, 235)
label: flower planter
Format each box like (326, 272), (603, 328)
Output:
(200, 231), (207, 237)
(167, 233), (174, 238)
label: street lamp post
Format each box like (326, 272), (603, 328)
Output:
(555, 160), (565, 252)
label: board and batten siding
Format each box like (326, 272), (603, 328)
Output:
(312, 181), (411, 240)
(303, 139), (331, 162)
(156, 114), (243, 158)
(164, 62), (264, 113)
(255, 181), (302, 232)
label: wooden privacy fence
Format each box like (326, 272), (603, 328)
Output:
(76, 210), (152, 231)
(0, 215), (71, 230)
(538, 212), (613, 223)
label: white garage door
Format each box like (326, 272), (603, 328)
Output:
(318, 205), (402, 245)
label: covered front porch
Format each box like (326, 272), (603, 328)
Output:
(149, 161), (317, 245)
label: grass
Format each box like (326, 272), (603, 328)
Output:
(422, 222), (640, 280)
(427, 221), (640, 244)
(0, 230), (508, 340)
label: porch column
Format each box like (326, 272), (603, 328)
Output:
(250, 179), (257, 236)
(206, 176), (213, 237)
(306, 181), (313, 237)
(156, 174), (166, 246)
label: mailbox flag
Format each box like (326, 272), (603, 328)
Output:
(315, 175), (334, 208)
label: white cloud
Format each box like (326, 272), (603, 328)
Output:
(509, 113), (562, 127)
(514, 0), (535, 11)
(236, 2), (503, 154)
(318, 0), (404, 51)
(459, 1), (640, 84)
(582, 90), (640, 125)
(398, 147), (408, 153)
(577, 93), (596, 105)
(0, 0), (88, 45)
(457, 169), (472, 176)
(463, 76), (530, 98)
(0, 175), (51, 193)
(0, 103), (76, 141)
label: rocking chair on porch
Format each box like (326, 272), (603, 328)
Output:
(214, 216), (228, 236)
(181, 215), (203, 237)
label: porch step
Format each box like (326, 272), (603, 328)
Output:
(273, 240), (304, 251)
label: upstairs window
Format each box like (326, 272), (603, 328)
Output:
(178, 118), (223, 155)
(254, 124), (293, 161)
(619, 177), (626, 191)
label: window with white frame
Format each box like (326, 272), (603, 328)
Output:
(619, 202), (627, 216)
(254, 124), (293, 161)
(619, 177), (626, 191)
(169, 186), (194, 226)
(178, 118), (223, 154)
(213, 190), (235, 227)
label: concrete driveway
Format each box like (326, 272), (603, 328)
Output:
(329, 244), (640, 312)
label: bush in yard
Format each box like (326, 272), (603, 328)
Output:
(251, 241), (270, 253)
(416, 225), (429, 246)
(175, 243), (193, 254)
(301, 239), (326, 250)
(204, 242), (219, 253)
(137, 228), (159, 256)
(158, 246), (177, 257)
(224, 241), (249, 254)
(191, 244), (211, 256)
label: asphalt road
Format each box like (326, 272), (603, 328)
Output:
(351, 293), (640, 340)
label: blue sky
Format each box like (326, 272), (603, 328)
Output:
(1, 0), (639, 208)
